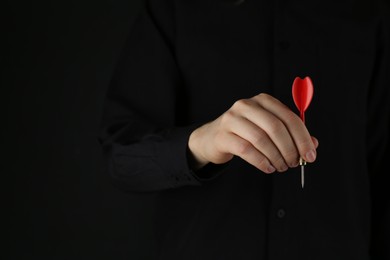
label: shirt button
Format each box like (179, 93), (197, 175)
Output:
(277, 209), (286, 219)
(278, 40), (290, 50)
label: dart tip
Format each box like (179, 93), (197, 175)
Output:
(299, 158), (306, 189)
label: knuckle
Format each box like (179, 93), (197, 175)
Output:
(273, 156), (287, 170)
(232, 98), (251, 111)
(257, 93), (271, 101)
(283, 149), (299, 163)
(256, 93), (274, 105)
(220, 110), (235, 125)
(234, 140), (252, 156)
(253, 133), (270, 149)
(268, 120), (284, 134)
(298, 138), (314, 148)
(285, 112), (300, 125)
(272, 153), (284, 163)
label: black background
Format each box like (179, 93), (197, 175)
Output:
(5, 0), (156, 259)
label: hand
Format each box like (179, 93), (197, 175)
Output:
(188, 93), (319, 173)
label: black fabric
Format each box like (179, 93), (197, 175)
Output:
(98, 0), (390, 259)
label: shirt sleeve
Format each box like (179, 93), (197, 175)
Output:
(369, 2), (390, 257)
(97, 0), (225, 192)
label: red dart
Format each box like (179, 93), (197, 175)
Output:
(292, 76), (314, 188)
(292, 76), (314, 124)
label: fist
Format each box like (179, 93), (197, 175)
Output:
(188, 93), (318, 173)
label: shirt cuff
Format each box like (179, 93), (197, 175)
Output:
(160, 124), (228, 188)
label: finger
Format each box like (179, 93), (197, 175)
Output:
(217, 131), (276, 174)
(255, 93), (317, 163)
(311, 136), (319, 149)
(233, 98), (299, 168)
(227, 116), (289, 172)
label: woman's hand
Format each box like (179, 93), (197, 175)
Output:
(188, 93), (319, 173)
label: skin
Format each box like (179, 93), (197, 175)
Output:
(188, 93), (319, 173)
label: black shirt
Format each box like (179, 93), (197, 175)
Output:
(98, 0), (390, 259)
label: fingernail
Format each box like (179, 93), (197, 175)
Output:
(306, 150), (316, 162)
(267, 165), (276, 173)
(290, 161), (299, 168)
(279, 165), (288, 172)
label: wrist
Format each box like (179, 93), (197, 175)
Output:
(188, 127), (209, 170)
